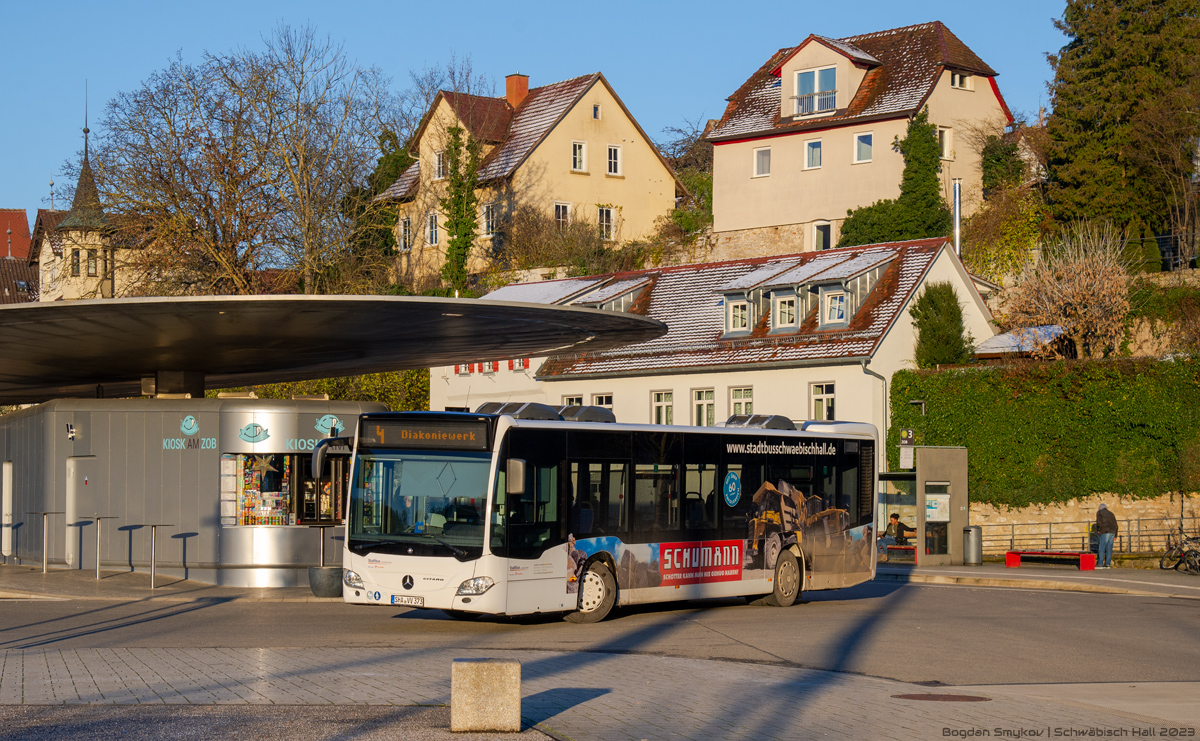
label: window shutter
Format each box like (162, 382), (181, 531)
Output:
(508, 359), (514, 370)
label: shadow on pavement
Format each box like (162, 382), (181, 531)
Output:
(0, 597), (233, 649)
(522, 687), (612, 728)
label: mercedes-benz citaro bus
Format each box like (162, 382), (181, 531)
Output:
(314, 402), (879, 623)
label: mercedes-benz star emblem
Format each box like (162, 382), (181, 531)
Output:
(402, 575), (414, 590)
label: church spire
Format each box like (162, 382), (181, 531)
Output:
(58, 110), (107, 232)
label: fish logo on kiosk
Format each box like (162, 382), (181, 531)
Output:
(180, 416), (199, 436)
(238, 423), (270, 443)
(314, 415), (344, 436)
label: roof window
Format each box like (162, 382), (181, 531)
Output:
(794, 67), (836, 116)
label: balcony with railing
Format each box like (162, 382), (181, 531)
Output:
(793, 90), (837, 116)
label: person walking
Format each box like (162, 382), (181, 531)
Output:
(1096, 503), (1118, 569)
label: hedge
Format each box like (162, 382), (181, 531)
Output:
(887, 359), (1200, 508)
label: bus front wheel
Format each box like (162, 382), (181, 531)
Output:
(566, 562), (616, 623)
(765, 550), (801, 607)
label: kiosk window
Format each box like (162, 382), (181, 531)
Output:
(221, 453), (347, 527)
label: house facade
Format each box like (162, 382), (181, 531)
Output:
(706, 22), (1012, 260)
(30, 135), (127, 301)
(430, 238), (996, 467)
(377, 73), (681, 288)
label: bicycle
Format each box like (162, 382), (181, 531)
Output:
(1160, 526), (1200, 574)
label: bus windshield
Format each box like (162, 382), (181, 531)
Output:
(347, 449), (491, 560)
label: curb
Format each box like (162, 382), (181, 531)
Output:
(874, 570), (1175, 597)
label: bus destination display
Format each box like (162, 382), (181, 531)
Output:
(360, 419), (489, 450)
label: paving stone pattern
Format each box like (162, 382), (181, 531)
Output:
(0, 647), (1168, 740)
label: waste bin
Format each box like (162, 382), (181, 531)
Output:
(963, 526), (982, 566)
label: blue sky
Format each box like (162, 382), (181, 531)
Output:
(0, 0), (1068, 227)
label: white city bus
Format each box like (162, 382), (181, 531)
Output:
(320, 403), (878, 622)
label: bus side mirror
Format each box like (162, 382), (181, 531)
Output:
(312, 437), (351, 479)
(506, 459), (526, 495)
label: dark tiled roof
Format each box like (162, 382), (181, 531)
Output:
(0, 259), (38, 304)
(484, 238), (951, 378)
(443, 92), (514, 143)
(29, 209), (68, 261)
(709, 21), (998, 141)
(0, 209), (31, 260)
(58, 143), (108, 232)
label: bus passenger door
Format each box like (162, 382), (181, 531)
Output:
(504, 456), (569, 614)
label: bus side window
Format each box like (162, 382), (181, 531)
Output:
(632, 431), (681, 543)
(720, 460), (760, 541)
(570, 461), (628, 537)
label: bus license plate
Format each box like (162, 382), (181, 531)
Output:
(391, 595), (424, 607)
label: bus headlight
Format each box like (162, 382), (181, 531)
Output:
(456, 576), (495, 595)
(343, 569), (364, 589)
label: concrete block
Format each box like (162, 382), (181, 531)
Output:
(450, 658), (521, 732)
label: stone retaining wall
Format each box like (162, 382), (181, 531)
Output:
(969, 492), (1200, 553)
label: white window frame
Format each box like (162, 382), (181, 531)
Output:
(598, 206), (614, 241)
(427, 212), (439, 246)
(607, 145), (622, 176)
(571, 141), (587, 172)
(730, 387), (753, 416)
(554, 201), (571, 230)
(592, 104), (602, 120)
(692, 389), (715, 427)
(511, 357), (529, 371)
(592, 393), (613, 409)
(950, 71), (973, 90)
(811, 382), (836, 421)
(728, 299), (750, 332)
(651, 391), (674, 425)
(752, 146), (771, 177)
(399, 216), (412, 252)
(480, 361), (498, 375)
(482, 202), (498, 236)
(455, 364), (471, 376)
(435, 150), (446, 180)
(822, 288), (848, 326)
(774, 294), (797, 327)
(938, 126), (953, 160)
(804, 139), (823, 170)
(853, 132), (873, 164)
(813, 221), (833, 251)
(563, 395), (584, 407)
(794, 66), (837, 116)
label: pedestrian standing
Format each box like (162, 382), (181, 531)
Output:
(1096, 503), (1118, 569)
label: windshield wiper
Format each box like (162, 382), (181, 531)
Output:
(423, 534), (469, 560)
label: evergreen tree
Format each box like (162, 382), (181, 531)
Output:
(910, 282), (973, 368)
(439, 125), (482, 292)
(838, 108), (951, 247)
(1046, 0), (1200, 233)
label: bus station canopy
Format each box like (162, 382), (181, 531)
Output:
(0, 295), (666, 404)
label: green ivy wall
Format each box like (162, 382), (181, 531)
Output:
(888, 360), (1200, 507)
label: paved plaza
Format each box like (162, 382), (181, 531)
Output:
(2, 563), (1198, 739)
(0, 645), (1197, 739)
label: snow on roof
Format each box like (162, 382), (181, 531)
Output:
(716, 259), (800, 291)
(571, 277), (652, 304)
(484, 276), (607, 305)
(757, 253), (854, 289)
(709, 22), (999, 142)
(488, 239), (952, 378)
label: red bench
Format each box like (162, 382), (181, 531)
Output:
(886, 545), (916, 564)
(1005, 550), (1095, 570)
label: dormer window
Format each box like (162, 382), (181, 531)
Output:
(794, 67), (836, 116)
(728, 299), (750, 332)
(950, 71), (973, 90)
(774, 294), (797, 328)
(821, 288), (847, 327)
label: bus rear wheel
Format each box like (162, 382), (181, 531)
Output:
(764, 550), (801, 607)
(566, 562), (616, 623)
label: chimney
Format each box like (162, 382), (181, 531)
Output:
(506, 73), (529, 109)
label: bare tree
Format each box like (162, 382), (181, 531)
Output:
(1003, 222), (1130, 359)
(86, 24), (401, 296)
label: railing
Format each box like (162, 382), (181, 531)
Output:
(794, 90), (836, 116)
(979, 516), (1200, 555)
